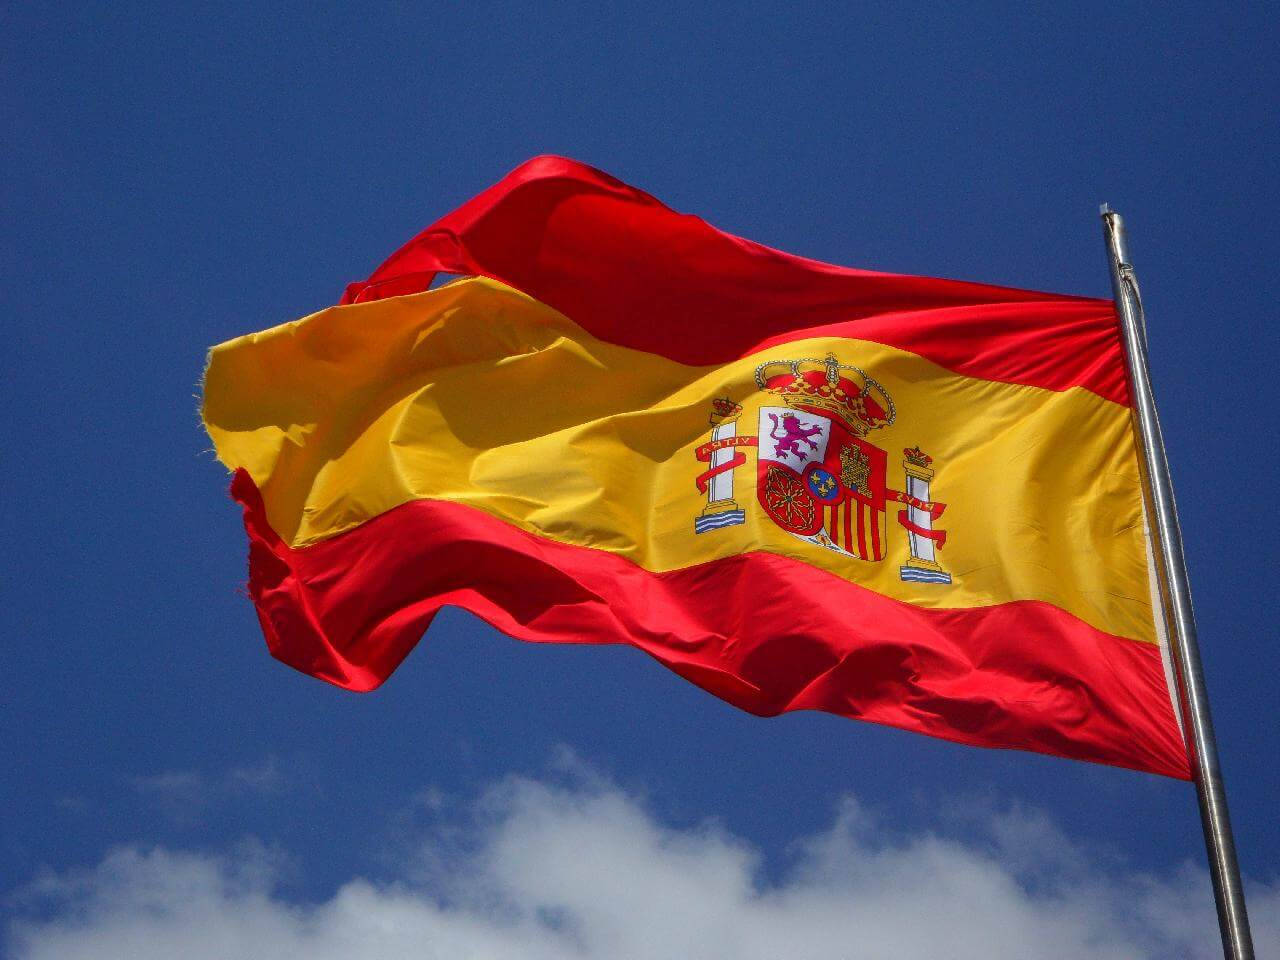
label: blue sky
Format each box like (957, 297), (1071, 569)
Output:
(3, 3), (1277, 956)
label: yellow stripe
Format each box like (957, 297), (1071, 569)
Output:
(203, 277), (1156, 646)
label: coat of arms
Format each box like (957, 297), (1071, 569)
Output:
(693, 354), (951, 584)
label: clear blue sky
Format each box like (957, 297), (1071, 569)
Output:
(3, 4), (1277, 956)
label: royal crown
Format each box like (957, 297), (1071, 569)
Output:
(709, 396), (743, 425)
(754, 353), (895, 436)
(903, 446), (933, 468)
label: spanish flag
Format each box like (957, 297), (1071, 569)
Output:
(202, 157), (1188, 779)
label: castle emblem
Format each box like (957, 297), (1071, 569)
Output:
(693, 353), (951, 584)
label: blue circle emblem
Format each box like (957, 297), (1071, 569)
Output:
(805, 467), (840, 503)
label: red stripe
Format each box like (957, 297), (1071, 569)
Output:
(856, 503), (868, 559)
(341, 156), (1128, 405)
(231, 470), (1188, 779)
(842, 498), (853, 553)
(870, 505), (882, 560)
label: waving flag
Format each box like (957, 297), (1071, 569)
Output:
(202, 156), (1188, 779)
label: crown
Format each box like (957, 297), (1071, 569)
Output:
(903, 446), (932, 467)
(754, 353), (895, 436)
(709, 396), (743, 425)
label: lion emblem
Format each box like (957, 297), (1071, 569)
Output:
(767, 412), (823, 460)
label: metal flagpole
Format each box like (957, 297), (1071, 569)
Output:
(1100, 206), (1254, 960)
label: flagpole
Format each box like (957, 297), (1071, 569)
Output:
(1100, 206), (1254, 960)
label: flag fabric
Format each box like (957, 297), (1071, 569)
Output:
(202, 156), (1188, 779)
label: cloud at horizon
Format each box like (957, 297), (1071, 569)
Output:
(8, 760), (1276, 960)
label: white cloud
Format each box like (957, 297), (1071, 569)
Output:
(227, 756), (287, 795)
(126, 757), (288, 824)
(129, 770), (207, 802)
(126, 770), (210, 824)
(10, 763), (1277, 960)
